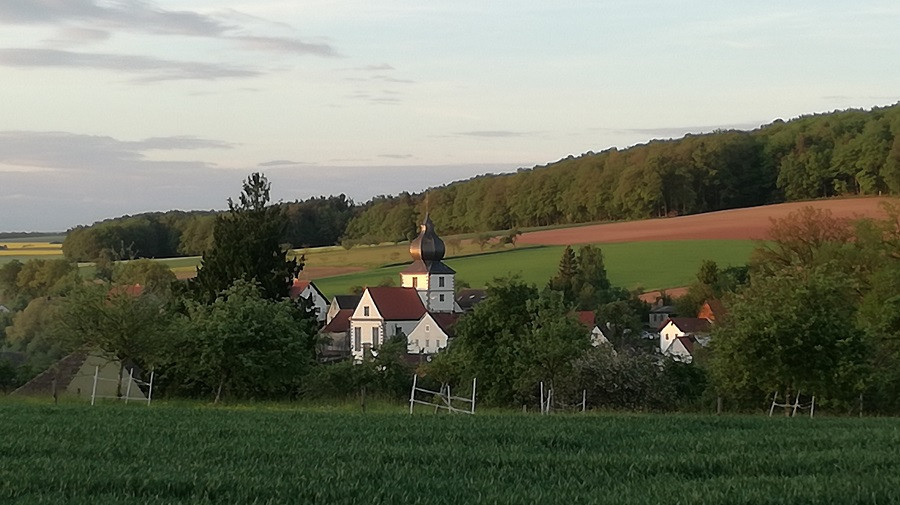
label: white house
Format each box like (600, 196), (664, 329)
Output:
(289, 280), (329, 323)
(349, 286), (426, 360)
(576, 311), (611, 347)
(659, 317), (711, 363)
(408, 312), (460, 355)
(326, 294), (361, 324)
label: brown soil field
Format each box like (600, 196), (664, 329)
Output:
(519, 197), (899, 246)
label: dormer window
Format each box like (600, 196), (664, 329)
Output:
(364, 306), (370, 317)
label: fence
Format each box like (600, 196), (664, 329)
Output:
(90, 365), (154, 406)
(409, 375), (476, 414)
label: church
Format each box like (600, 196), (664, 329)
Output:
(345, 214), (461, 361)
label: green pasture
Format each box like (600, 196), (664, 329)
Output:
(1, 403), (898, 504)
(313, 240), (757, 298)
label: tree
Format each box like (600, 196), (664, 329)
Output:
(53, 283), (175, 393)
(548, 246), (578, 303)
(112, 259), (176, 295)
(192, 173), (301, 302)
(175, 280), (318, 403)
(710, 267), (868, 408)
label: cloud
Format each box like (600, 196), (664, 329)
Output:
(0, 1), (340, 57)
(0, 48), (261, 81)
(454, 130), (533, 138)
(258, 160), (310, 167)
(231, 35), (340, 57)
(0, 131), (232, 173)
(378, 154), (414, 159)
(0, 0), (231, 37)
(45, 27), (111, 45)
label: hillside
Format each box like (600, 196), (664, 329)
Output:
(59, 103), (900, 261)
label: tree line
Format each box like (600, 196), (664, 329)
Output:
(61, 195), (354, 262)
(344, 103), (900, 243)
(59, 104), (899, 257)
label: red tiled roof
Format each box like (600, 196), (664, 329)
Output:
(576, 311), (595, 328)
(322, 308), (352, 333)
(108, 284), (143, 297)
(662, 317), (711, 334)
(698, 299), (727, 321)
(367, 287), (426, 321)
(429, 312), (460, 337)
(289, 279), (310, 298)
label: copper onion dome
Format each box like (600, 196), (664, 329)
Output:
(409, 214), (445, 262)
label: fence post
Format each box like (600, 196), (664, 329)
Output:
(90, 365), (99, 406)
(471, 377), (477, 414)
(582, 389), (586, 413)
(539, 382), (544, 415)
(147, 370), (154, 406)
(124, 367), (134, 405)
(768, 391), (777, 417)
(409, 374), (417, 414)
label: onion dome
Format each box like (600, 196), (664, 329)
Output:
(409, 214), (446, 262)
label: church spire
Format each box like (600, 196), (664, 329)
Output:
(409, 213), (445, 262)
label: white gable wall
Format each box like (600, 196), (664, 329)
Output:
(297, 285), (329, 322)
(408, 314), (450, 354)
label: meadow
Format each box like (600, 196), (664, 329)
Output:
(0, 402), (897, 504)
(0, 241), (63, 265)
(313, 240), (757, 298)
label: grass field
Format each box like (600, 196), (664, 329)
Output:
(313, 240), (757, 298)
(0, 241), (63, 265)
(0, 403), (897, 504)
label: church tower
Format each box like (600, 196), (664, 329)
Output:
(400, 214), (457, 312)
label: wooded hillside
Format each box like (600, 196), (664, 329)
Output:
(61, 104), (900, 259)
(344, 104), (900, 244)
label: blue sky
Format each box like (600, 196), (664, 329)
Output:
(1, 1), (898, 231)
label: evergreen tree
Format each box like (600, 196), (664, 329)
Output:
(548, 246), (578, 304)
(192, 173), (301, 302)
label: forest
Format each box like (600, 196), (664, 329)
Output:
(61, 104), (900, 259)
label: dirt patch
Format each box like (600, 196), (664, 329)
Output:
(638, 287), (690, 303)
(519, 197), (898, 246)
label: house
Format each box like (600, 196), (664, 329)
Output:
(455, 289), (487, 312)
(698, 299), (727, 322)
(319, 307), (352, 360)
(326, 294), (361, 324)
(12, 351), (147, 400)
(649, 304), (677, 328)
(658, 317), (711, 363)
(408, 312), (460, 355)
(347, 214), (462, 361)
(289, 279), (329, 323)
(576, 311), (611, 347)
(349, 286), (427, 360)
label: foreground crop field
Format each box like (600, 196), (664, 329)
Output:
(314, 240), (756, 297)
(0, 403), (898, 504)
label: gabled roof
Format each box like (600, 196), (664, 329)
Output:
(455, 289), (486, 311)
(11, 351), (89, 396)
(675, 335), (696, 354)
(290, 279), (327, 301)
(400, 259), (456, 275)
(661, 317), (711, 334)
(699, 299), (727, 321)
(367, 287), (427, 321)
(332, 294), (361, 310)
(575, 311), (595, 328)
(428, 312), (461, 337)
(322, 308), (352, 333)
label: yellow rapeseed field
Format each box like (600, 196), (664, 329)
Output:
(0, 242), (63, 257)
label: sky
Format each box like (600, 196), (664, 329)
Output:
(1, 1), (898, 231)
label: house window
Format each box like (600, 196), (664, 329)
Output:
(439, 294), (445, 302)
(436, 339), (441, 348)
(372, 327), (379, 348)
(412, 277), (418, 288)
(363, 306), (370, 317)
(425, 324), (430, 332)
(354, 328), (361, 350)
(426, 339), (430, 349)
(438, 276), (445, 288)
(414, 339), (419, 348)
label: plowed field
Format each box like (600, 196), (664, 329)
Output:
(519, 197), (898, 246)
